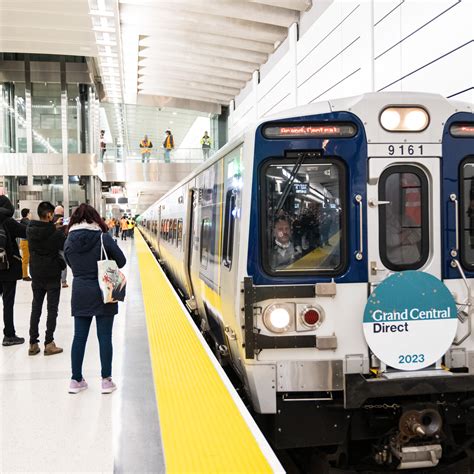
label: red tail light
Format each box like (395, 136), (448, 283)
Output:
(303, 308), (320, 326)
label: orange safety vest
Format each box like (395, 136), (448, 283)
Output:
(140, 139), (152, 154)
(164, 135), (173, 150)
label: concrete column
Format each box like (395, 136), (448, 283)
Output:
(25, 55), (33, 186)
(288, 22), (299, 106)
(252, 70), (259, 121)
(60, 58), (69, 217)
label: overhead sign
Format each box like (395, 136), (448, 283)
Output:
(293, 183), (309, 194)
(363, 271), (458, 371)
(262, 122), (357, 139)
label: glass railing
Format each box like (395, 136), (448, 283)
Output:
(99, 147), (217, 163)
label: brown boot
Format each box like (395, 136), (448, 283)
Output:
(44, 341), (63, 356)
(28, 343), (40, 356)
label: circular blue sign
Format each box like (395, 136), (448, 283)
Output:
(363, 271), (458, 370)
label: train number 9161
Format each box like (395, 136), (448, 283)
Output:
(388, 144), (424, 156)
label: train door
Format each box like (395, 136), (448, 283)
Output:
(183, 186), (197, 306)
(367, 157), (441, 284)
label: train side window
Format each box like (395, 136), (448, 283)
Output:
(379, 166), (429, 270)
(460, 157), (474, 269)
(223, 189), (237, 269)
(177, 219), (183, 248)
(172, 219), (177, 244)
(200, 218), (211, 268)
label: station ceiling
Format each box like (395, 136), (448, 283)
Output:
(118, 0), (311, 110)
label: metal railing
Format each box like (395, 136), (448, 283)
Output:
(99, 147), (216, 163)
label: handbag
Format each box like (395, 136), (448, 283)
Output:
(97, 233), (126, 303)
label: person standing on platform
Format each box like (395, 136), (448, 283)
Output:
(163, 129), (174, 163)
(200, 131), (212, 160)
(54, 205), (69, 288)
(0, 196), (27, 346)
(120, 216), (128, 241)
(139, 135), (153, 163)
(19, 208), (32, 281)
(64, 204), (126, 394)
(27, 201), (66, 356)
(127, 218), (133, 239)
(114, 218), (120, 238)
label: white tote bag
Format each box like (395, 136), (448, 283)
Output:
(97, 233), (126, 304)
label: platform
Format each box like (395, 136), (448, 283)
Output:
(0, 236), (282, 473)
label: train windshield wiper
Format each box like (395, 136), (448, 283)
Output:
(275, 152), (309, 215)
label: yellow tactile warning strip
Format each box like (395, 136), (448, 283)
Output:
(135, 231), (283, 474)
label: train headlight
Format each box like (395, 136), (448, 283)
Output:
(380, 107), (429, 132)
(263, 304), (294, 333)
(380, 109), (401, 130)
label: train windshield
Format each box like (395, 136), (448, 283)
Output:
(262, 158), (345, 274)
(461, 160), (474, 268)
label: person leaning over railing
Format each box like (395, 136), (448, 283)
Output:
(139, 135), (153, 163)
(163, 129), (174, 163)
(200, 131), (212, 160)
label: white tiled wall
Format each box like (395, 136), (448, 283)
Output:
(228, 0), (473, 138)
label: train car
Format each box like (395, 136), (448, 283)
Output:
(140, 92), (474, 472)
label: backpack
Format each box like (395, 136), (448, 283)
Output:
(0, 222), (9, 270)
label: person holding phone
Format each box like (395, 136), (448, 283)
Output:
(27, 201), (66, 356)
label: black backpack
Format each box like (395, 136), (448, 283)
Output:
(0, 222), (9, 270)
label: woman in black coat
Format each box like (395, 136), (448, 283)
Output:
(64, 204), (126, 394)
(0, 196), (27, 346)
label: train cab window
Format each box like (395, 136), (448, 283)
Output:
(460, 158), (474, 269)
(262, 158), (346, 275)
(379, 166), (429, 270)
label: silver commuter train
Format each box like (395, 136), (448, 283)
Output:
(140, 92), (474, 472)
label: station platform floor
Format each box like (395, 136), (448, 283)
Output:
(0, 238), (164, 473)
(0, 235), (282, 473)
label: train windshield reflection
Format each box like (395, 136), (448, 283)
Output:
(263, 160), (344, 273)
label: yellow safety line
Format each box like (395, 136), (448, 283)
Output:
(135, 231), (274, 474)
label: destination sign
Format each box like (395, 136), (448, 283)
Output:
(263, 122), (357, 139)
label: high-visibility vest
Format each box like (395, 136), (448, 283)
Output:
(140, 139), (152, 153)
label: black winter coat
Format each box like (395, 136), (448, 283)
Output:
(0, 196), (27, 281)
(27, 221), (66, 282)
(64, 228), (126, 317)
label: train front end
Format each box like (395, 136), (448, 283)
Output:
(241, 92), (474, 471)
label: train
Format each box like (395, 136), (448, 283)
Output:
(139, 92), (474, 472)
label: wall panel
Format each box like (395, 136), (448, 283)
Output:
(228, 0), (473, 138)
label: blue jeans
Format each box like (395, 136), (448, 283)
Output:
(71, 315), (115, 382)
(164, 149), (171, 163)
